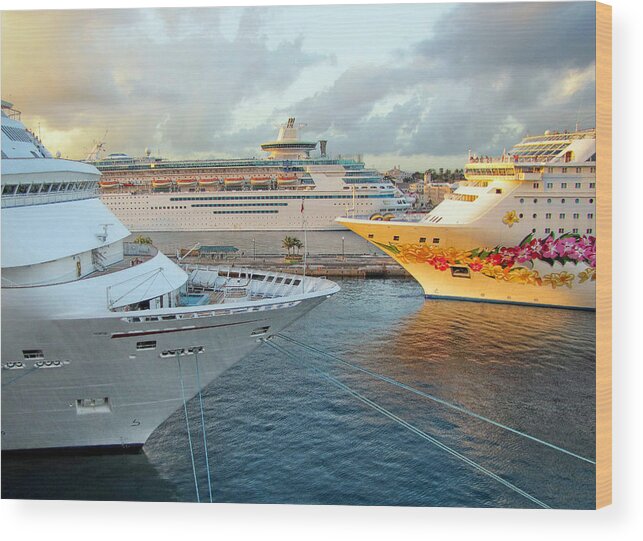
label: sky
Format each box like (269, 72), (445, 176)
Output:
(1, 2), (596, 171)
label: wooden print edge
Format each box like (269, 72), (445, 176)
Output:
(595, 0), (612, 510)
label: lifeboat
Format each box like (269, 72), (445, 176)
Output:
(198, 178), (219, 186)
(151, 179), (173, 189)
(277, 174), (298, 186)
(176, 178), (197, 187)
(250, 175), (272, 187)
(369, 213), (384, 221)
(99, 180), (120, 189)
(224, 176), (245, 188)
(382, 213), (396, 221)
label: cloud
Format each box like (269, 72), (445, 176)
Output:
(283, 1), (597, 162)
(2, 7), (328, 157)
(2, 3), (597, 168)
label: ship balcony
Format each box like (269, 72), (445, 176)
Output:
(515, 171), (544, 181)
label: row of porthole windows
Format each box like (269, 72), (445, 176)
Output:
(519, 212), (594, 219)
(543, 228), (593, 235)
(368, 234), (442, 244)
(520, 198), (594, 204)
(543, 182), (596, 189)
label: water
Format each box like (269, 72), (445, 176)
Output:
(1, 278), (596, 508)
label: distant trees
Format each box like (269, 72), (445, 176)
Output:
(282, 236), (303, 255)
(133, 235), (153, 245)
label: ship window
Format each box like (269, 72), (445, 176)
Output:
(558, 228), (565, 234)
(576, 168), (581, 174)
(589, 199), (594, 204)
(533, 183), (539, 189)
(561, 199), (566, 204)
(519, 213), (524, 218)
(590, 183), (595, 188)
(419, 237), (426, 243)
(495, 189), (502, 194)
(532, 214), (537, 219)
(17, 184), (29, 194)
(587, 213), (594, 219)
(575, 199), (580, 204)
(575, 182), (581, 188)
(545, 228), (551, 234)
(2, 184), (16, 195)
(136, 341), (157, 350)
(76, 397), (111, 415)
(532, 228), (536, 233)
(547, 198), (552, 203)
(251, 326), (270, 337)
(533, 199), (538, 203)
(587, 228), (593, 234)
(367, 234), (374, 239)
(519, 198), (524, 204)
(561, 183), (567, 188)
(572, 228), (579, 234)
(393, 236), (400, 241)
(560, 213), (566, 219)
(22, 349), (44, 360)
(432, 238), (440, 244)
(451, 266), (470, 279)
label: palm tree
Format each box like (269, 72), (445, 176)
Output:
(133, 235), (153, 245)
(292, 238), (304, 254)
(282, 236), (295, 255)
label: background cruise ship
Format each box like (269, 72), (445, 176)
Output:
(1, 101), (339, 451)
(339, 129), (597, 309)
(89, 118), (411, 231)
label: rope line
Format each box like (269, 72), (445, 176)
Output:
(177, 353), (201, 503)
(1, 366), (40, 388)
(194, 352), (214, 503)
(266, 340), (551, 509)
(276, 333), (595, 465)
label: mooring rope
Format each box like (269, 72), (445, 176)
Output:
(194, 351), (214, 503)
(266, 340), (551, 509)
(176, 353), (201, 503)
(276, 333), (595, 465)
(1, 366), (39, 388)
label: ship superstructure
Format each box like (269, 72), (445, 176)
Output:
(339, 129), (597, 309)
(89, 118), (410, 231)
(1, 101), (339, 451)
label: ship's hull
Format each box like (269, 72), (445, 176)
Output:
(339, 219), (596, 310)
(1, 295), (327, 451)
(100, 191), (404, 232)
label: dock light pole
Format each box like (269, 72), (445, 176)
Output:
(342, 236), (345, 260)
(253, 238), (256, 261)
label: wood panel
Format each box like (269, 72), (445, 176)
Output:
(595, 1), (612, 510)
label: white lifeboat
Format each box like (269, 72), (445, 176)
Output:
(99, 179), (121, 189)
(151, 179), (173, 189)
(224, 176), (245, 187)
(198, 177), (219, 186)
(176, 178), (197, 187)
(250, 175), (272, 187)
(277, 174), (298, 186)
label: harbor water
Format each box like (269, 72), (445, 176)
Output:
(2, 266), (596, 508)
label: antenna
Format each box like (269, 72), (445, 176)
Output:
(86, 129), (108, 161)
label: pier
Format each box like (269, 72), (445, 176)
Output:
(169, 251), (411, 279)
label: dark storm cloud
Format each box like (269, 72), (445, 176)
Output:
(286, 1), (596, 161)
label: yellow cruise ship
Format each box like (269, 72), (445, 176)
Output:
(338, 129), (597, 309)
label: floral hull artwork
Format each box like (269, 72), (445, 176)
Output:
(375, 232), (596, 289)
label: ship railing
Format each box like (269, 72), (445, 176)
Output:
(1, 190), (97, 208)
